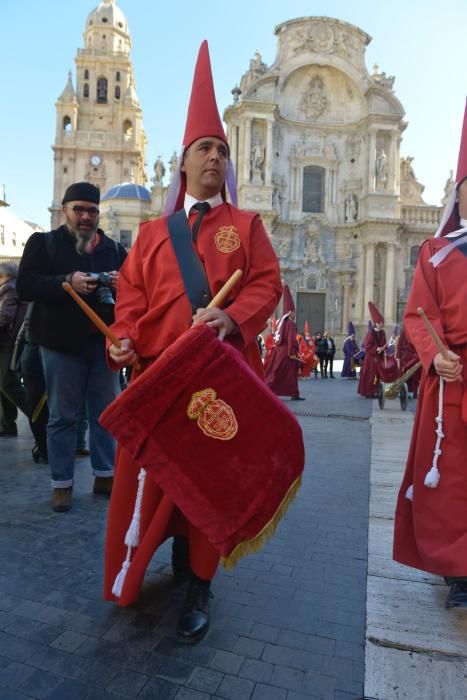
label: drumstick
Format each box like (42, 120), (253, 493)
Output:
(207, 269), (243, 309)
(417, 307), (450, 361)
(62, 282), (141, 369)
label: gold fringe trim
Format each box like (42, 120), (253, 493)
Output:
(221, 475), (303, 570)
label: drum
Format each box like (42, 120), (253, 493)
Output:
(377, 353), (400, 383)
(100, 324), (305, 568)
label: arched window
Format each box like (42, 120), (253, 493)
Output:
(302, 166), (325, 213)
(115, 86), (121, 99)
(409, 245), (420, 266)
(96, 77), (108, 103)
(63, 116), (72, 132)
(83, 83), (89, 98)
(84, 69), (89, 80)
(123, 119), (133, 136)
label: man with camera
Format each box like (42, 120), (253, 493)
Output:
(17, 182), (127, 512)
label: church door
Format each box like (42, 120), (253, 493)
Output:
(297, 292), (326, 335)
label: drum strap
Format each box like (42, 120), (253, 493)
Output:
(167, 209), (213, 313)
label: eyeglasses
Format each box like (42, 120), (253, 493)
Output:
(68, 205), (99, 217)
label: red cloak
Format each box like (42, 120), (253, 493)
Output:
(357, 329), (386, 397)
(393, 238), (467, 576)
(264, 318), (300, 398)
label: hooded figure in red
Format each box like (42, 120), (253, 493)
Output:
(264, 286), (304, 400)
(357, 302), (386, 397)
(104, 41), (285, 642)
(393, 99), (467, 609)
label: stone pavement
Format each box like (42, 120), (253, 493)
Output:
(0, 375), (373, 700)
(364, 397), (467, 700)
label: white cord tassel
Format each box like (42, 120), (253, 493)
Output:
(125, 468), (146, 547)
(112, 467), (147, 598)
(424, 377), (445, 489)
(405, 484), (414, 501)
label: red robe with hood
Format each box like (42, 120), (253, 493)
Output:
(357, 328), (386, 397)
(104, 203), (282, 605)
(264, 316), (300, 398)
(393, 237), (467, 575)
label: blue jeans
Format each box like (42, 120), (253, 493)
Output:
(40, 335), (119, 488)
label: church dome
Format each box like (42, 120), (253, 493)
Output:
(102, 183), (151, 202)
(86, 0), (129, 35)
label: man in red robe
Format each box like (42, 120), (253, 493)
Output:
(298, 320), (318, 379)
(104, 41), (282, 641)
(264, 286), (304, 400)
(394, 101), (467, 608)
(263, 318), (277, 372)
(357, 303), (387, 398)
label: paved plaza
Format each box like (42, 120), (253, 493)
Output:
(2, 373), (464, 699)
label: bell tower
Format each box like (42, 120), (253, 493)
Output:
(50, 0), (147, 228)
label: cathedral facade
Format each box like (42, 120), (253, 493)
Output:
(224, 18), (443, 338)
(50, 6), (447, 342)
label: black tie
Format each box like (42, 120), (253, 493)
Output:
(190, 202), (211, 242)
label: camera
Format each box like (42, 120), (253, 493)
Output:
(86, 272), (115, 305)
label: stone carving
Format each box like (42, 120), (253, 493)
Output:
(287, 21), (358, 62)
(303, 234), (321, 264)
(249, 51), (267, 75)
(323, 142), (337, 160)
(153, 156), (165, 186)
(278, 239), (290, 258)
(290, 133), (323, 158)
(441, 169), (454, 206)
(400, 156), (425, 204)
(375, 148), (388, 185)
(251, 141), (265, 184)
(342, 236), (353, 259)
(345, 134), (361, 160)
(169, 151), (178, 180)
(371, 64), (395, 91)
(300, 76), (327, 119)
(344, 193), (358, 222)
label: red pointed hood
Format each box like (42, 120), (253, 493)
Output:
(368, 301), (384, 325)
(282, 285), (295, 315)
(164, 41), (237, 216)
(436, 99), (467, 237)
(304, 320), (310, 336)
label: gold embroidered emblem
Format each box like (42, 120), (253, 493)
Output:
(187, 388), (238, 440)
(214, 226), (241, 254)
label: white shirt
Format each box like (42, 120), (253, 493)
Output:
(184, 192), (223, 219)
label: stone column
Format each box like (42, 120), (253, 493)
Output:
(364, 242), (375, 310)
(342, 278), (352, 333)
(384, 242), (396, 324)
(230, 124), (238, 179)
(355, 244), (365, 321)
(265, 119), (273, 186)
(389, 131), (397, 193)
(243, 117), (252, 184)
(368, 129), (377, 192)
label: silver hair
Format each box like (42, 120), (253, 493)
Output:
(0, 262), (18, 278)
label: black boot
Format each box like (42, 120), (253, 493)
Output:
(176, 575), (212, 644)
(172, 536), (190, 582)
(445, 579), (467, 608)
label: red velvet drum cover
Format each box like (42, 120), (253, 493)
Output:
(100, 324), (305, 567)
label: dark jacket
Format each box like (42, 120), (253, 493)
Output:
(0, 278), (18, 345)
(325, 336), (336, 357)
(16, 226), (127, 354)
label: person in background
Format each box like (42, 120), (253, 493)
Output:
(324, 331), (336, 378)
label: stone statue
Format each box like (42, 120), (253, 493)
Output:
(251, 141), (265, 184)
(441, 169), (455, 206)
(304, 235), (320, 264)
(249, 51), (267, 74)
(344, 194), (358, 222)
(278, 239), (290, 258)
(153, 156), (165, 186)
(169, 151), (178, 180)
(375, 149), (388, 185)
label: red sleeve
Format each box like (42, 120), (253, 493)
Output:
(226, 217), (282, 347)
(106, 228), (149, 367)
(404, 240), (444, 373)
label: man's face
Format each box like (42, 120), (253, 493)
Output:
(63, 200), (100, 253)
(458, 179), (467, 219)
(181, 137), (228, 199)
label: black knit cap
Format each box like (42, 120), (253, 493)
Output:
(62, 182), (100, 205)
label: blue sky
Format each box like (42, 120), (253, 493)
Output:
(1, 0), (465, 229)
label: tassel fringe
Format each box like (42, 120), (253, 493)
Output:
(221, 475), (302, 570)
(423, 377), (445, 490)
(112, 468), (147, 598)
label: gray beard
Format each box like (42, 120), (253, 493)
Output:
(66, 224), (98, 255)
